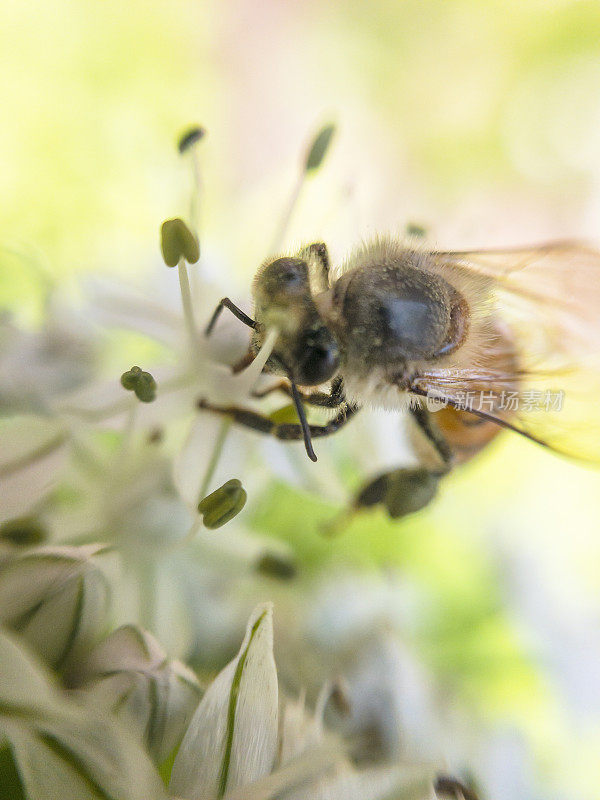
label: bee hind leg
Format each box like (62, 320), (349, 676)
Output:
(350, 405), (453, 521)
(353, 466), (441, 519)
(408, 403), (453, 472)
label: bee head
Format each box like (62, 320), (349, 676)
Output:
(251, 255), (340, 386)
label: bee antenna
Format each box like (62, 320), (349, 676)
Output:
(289, 378), (317, 462)
(278, 368), (316, 463)
(270, 355), (317, 462)
(290, 378), (317, 461)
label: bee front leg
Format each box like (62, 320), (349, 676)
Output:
(197, 398), (358, 442)
(205, 297), (256, 336)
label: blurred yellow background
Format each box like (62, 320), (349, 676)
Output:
(4, 0), (600, 276)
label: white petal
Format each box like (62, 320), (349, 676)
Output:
(283, 762), (435, 800)
(80, 624), (165, 675)
(202, 328), (278, 405)
(173, 413), (224, 508)
(170, 603), (278, 800)
(0, 627), (60, 714)
(84, 274), (183, 348)
(0, 415), (68, 523)
(224, 745), (342, 800)
(76, 625), (202, 763)
(0, 629), (168, 800)
(344, 633), (441, 763)
(0, 544), (112, 670)
(279, 694), (322, 765)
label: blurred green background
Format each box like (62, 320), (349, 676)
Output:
(2, 1), (600, 798)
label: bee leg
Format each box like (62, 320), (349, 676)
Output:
(205, 297), (257, 336)
(408, 403), (453, 472)
(353, 467), (441, 519)
(197, 399), (358, 441)
(252, 376), (346, 408)
(350, 406), (453, 521)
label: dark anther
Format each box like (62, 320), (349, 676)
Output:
(178, 126), (206, 153)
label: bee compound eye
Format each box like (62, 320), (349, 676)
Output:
(297, 343), (340, 385)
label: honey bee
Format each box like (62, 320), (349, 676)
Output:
(200, 237), (600, 518)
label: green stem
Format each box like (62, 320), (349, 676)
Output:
(173, 419), (232, 549)
(120, 401), (137, 459)
(188, 147), (203, 312)
(179, 516), (203, 547)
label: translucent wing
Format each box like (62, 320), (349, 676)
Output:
(412, 242), (600, 464)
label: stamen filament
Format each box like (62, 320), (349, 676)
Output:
(178, 256), (199, 350)
(269, 171), (304, 254)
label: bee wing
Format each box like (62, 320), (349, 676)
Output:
(413, 242), (600, 464)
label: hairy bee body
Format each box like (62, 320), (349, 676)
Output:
(207, 235), (600, 480)
(316, 244), (473, 411)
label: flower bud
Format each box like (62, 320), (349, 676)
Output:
(160, 218), (200, 267)
(0, 628), (169, 800)
(405, 222), (427, 239)
(170, 604), (278, 800)
(0, 544), (112, 673)
(198, 479), (247, 529)
(120, 365), (142, 390)
(75, 625), (202, 764)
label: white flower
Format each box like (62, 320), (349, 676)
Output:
(0, 543), (114, 673)
(170, 602), (279, 800)
(74, 624), (202, 763)
(0, 306), (97, 416)
(0, 414), (69, 524)
(0, 627), (168, 800)
(277, 686), (435, 800)
(170, 603), (439, 800)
